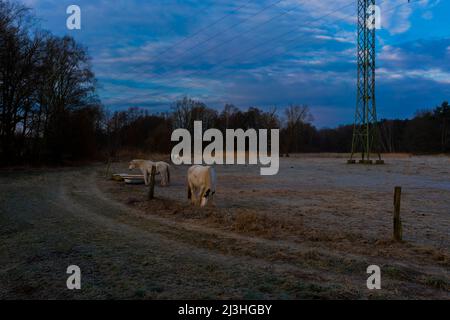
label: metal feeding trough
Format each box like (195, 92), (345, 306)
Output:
(112, 173), (145, 185)
(124, 177), (145, 185)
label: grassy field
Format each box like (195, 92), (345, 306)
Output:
(0, 154), (449, 299)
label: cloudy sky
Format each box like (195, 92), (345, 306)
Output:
(21, 0), (450, 127)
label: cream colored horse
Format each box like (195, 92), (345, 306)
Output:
(187, 165), (216, 207)
(129, 159), (171, 186)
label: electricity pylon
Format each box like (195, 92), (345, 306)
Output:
(348, 0), (384, 164)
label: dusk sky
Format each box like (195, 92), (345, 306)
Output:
(21, 0), (450, 127)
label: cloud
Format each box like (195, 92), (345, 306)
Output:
(380, 1), (413, 35)
(314, 32), (354, 44)
(380, 0), (437, 35)
(379, 45), (404, 62)
(378, 67), (450, 84)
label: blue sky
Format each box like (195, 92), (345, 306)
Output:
(21, 0), (450, 127)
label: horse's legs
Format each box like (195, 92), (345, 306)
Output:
(198, 186), (207, 207)
(188, 183), (196, 205)
(161, 170), (168, 186)
(143, 169), (148, 185)
(160, 173), (165, 186)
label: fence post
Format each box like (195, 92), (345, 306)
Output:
(148, 165), (156, 200)
(393, 186), (402, 241)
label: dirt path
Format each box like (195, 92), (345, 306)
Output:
(0, 162), (449, 299)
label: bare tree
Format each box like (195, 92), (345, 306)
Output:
(0, 1), (42, 162)
(1, 1), (100, 164)
(171, 96), (217, 131)
(434, 101), (450, 152)
(284, 104), (313, 153)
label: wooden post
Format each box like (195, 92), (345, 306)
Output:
(148, 165), (156, 200)
(393, 186), (402, 241)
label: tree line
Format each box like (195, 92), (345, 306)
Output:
(0, 1), (102, 165)
(1, 1), (449, 166)
(107, 98), (450, 157)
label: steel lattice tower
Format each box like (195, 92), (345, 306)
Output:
(348, 0), (384, 164)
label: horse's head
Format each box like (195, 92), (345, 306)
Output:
(200, 189), (215, 207)
(128, 160), (137, 170)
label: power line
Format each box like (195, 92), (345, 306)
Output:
(233, 0), (422, 70)
(114, 0), (357, 106)
(169, 0), (416, 80)
(156, 0), (314, 73)
(146, 0), (355, 79)
(149, 0), (255, 62)
(158, 0), (286, 64)
(115, 0), (423, 105)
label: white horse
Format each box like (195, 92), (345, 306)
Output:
(129, 159), (171, 186)
(187, 165), (216, 207)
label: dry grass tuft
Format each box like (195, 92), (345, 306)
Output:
(230, 211), (298, 238)
(422, 276), (450, 291)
